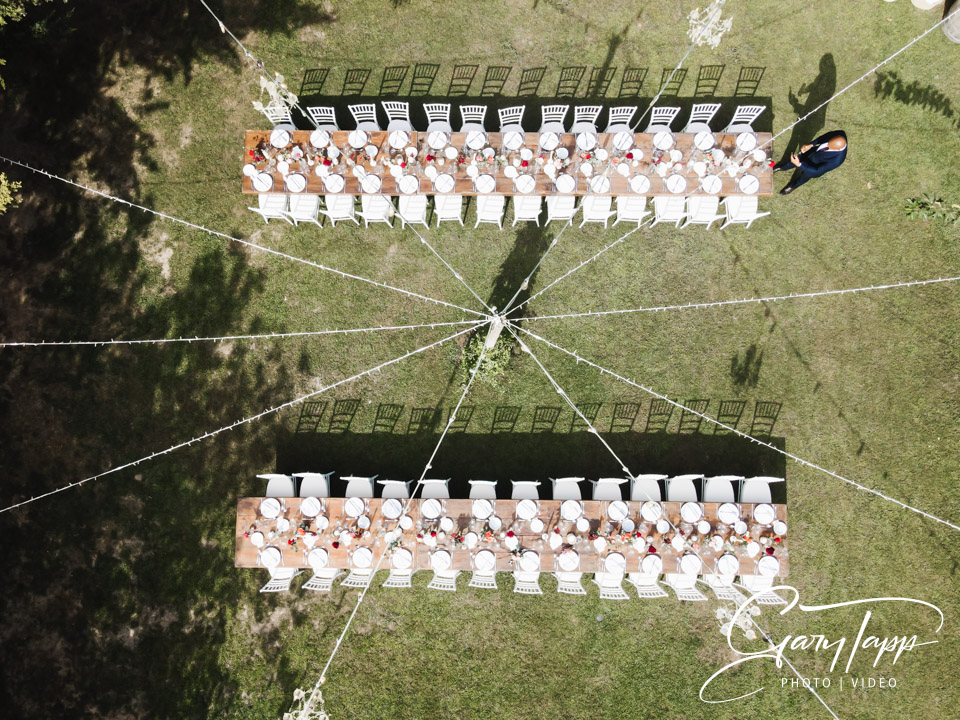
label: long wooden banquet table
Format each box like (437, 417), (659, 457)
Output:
(242, 130), (774, 197)
(235, 497), (788, 576)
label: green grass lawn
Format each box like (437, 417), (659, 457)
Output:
(1, 1), (959, 718)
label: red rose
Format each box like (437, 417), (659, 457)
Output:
(585, 154), (591, 160)
(521, 160), (529, 168)
(554, 528), (560, 534)
(416, 533), (423, 539)
(774, 536), (781, 543)
(400, 162), (406, 168)
(506, 530), (515, 538)
(765, 547), (774, 555)
(287, 539), (294, 545)
(332, 541), (340, 548)
(768, 160), (775, 167)
(323, 158), (332, 166)
(647, 546), (657, 553)
(626, 152), (633, 159)
(430, 530), (437, 537)
(248, 150), (255, 156)
(426, 154), (434, 162)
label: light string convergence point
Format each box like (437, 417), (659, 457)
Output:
(512, 274), (960, 323)
(503, 320), (838, 718)
(514, 323), (960, 534)
(0, 155), (487, 319)
(0, 320), (485, 348)
(298, 324), (492, 717)
(0, 322), (483, 515)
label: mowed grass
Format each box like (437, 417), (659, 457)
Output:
(1, 0), (960, 718)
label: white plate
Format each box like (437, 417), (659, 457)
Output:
(382, 498), (403, 520)
(503, 131), (524, 150)
(252, 172), (274, 192)
(444, 146), (458, 160)
(276, 517), (290, 533)
(315, 516), (329, 531)
(607, 501), (628, 522)
(773, 520), (788, 536)
(656, 519), (670, 534)
(613, 131), (633, 151)
(616, 163), (630, 177)
(300, 497), (321, 518)
(357, 515), (370, 529)
(433, 173), (455, 193)
(710, 148), (725, 162)
(310, 129), (330, 148)
(621, 518), (635, 533)
(303, 532), (318, 548)
(671, 535), (684, 552)
(666, 174), (687, 194)
(308, 548), (329, 568)
(344, 497), (365, 518)
(347, 130), (367, 148)
(604, 552), (626, 573)
(692, 161), (707, 177)
(474, 549), (496, 571)
(519, 148), (534, 161)
(735, 132), (758, 152)
(285, 173), (306, 193)
(423, 165), (439, 180)
(482, 146), (496, 158)
(549, 532), (563, 549)
(561, 500), (583, 521)
(718, 553), (739, 576)
(404, 146), (417, 158)
(701, 174), (722, 194)
(653, 131), (674, 150)
(717, 503), (740, 525)
(249, 531), (264, 547)
(697, 520), (711, 535)
(629, 174), (651, 194)
(680, 502), (703, 523)
(399, 515), (413, 530)
(260, 546), (282, 568)
(576, 133), (597, 151)
(520, 550), (540, 572)
(466, 130), (486, 150)
(530, 518), (544, 533)
(758, 555), (780, 577)
(514, 174), (536, 193)
(738, 174), (760, 194)
(593, 537), (607, 552)
(398, 174), (419, 194)
(328, 146), (340, 159)
(276, 160), (290, 175)
(576, 517), (590, 532)
(474, 174), (496, 193)
(352, 547), (373, 568)
(504, 534), (519, 550)
(640, 501), (662, 521)
(270, 129), (290, 148)
(694, 131), (715, 150)
(516, 499), (538, 520)
(488, 515), (502, 531)
(680, 554), (702, 575)
(558, 550), (579, 571)
(421, 498), (442, 519)
(290, 146), (304, 160)
(555, 147), (569, 160)
(734, 520), (748, 535)
(503, 165), (519, 179)
(439, 516), (454, 532)
(746, 541), (760, 557)
(322, 174), (345, 192)
(595, 148), (609, 162)
(539, 132), (560, 151)
(470, 500), (492, 520)
(555, 173), (576, 193)
(754, 503), (776, 525)
(752, 148), (767, 162)
(392, 547), (413, 569)
(364, 144), (378, 158)
(260, 498), (282, 518)
(242, 163), (258, 177)
(360, 174), (382, 193)
(589, 175), (610, 193)
(465, 532), (478, 548)
(669, 149), (683, 163)
(465, 165), (479, 178)
(427, 131), (449, 149)
(641, 553), (662, 575)
(579, 161), (593, 177)
(388, 130), (409, 149)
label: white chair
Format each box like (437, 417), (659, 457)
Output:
(604, 106), (637, 134)
(579, 195), (615, 228)
(434, 194), (464, 226)
(285, 194), (322, 227)
(740, 476), (784, 504)
(512, 571), (543, 595)
(683, 102), (722, 133)
(423, 103), (452, 133)
(383, 568), (416, 588)
(591, 477), (627, 501)
(570, 105), (602, 135)
(666, 474), (702, 502)
(551, 477), (583, 500)
(725, 105), (766, 133)
(627, 572), (669, 599)
(663, 573), (708, 601)
(511, 480), (541, 500)
(703, 574), (747, 604)
(248, 194), (292, 224)
(555, 571), (587, 595)
(348, 103), (381, 131)
(593, 572), (630, 600)
(468, 479), (498, 499)
(398, 194), (429, 229)
(682, 196), (724, 229)
(260, 473), (295, 498)
(340, 569), (375, 589)
(259, 567), (301, 593)
(358, 195), (394, 227)
(702, 476), (742, 503)
(475, 195), (505, 229)
(343, 475), (376, 499)
(511, 195), (543, 226)
(720, 196), (770, 229)
(320, 195), (359, 226)
(540, 104), (569, 133)
(644, 106), (681, 133)
(459, 104), (487, 133)
(421, 478), (451, 499)
(468, 571), (498, 590)
(613, 196), (650, 227)
(427, 570), (460, 591)
(498, 105), (525, 133)
(630, 474), (666, 502)
(545, 196), (577, 224)
(739, 576), (788, 606)
(377, 479), (412, 499)
(306, 106), (339, 131)
(294, 472), (332, 498)
(261, 103), (293, 127)
(650, 196), (687, 228)
(302, 568), (342, 592)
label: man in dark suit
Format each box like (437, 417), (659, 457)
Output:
(773, 130), (847, 194)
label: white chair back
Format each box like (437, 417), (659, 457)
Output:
(381, 100), (410, 124)
(573, 105), (602, 125)
(286, 194), (322, 227)
(579, 195), (614, 227)
(427, 570), (460, 591)
(302, 569), (341, 592)
(249, 194), (292, 224)
(306, 106), (338, 130)
(720, 196), (770, 229)
(434, 194), (464, 226)
(511, 195), (543, 226)
(398, 194), (429, 229)
(555, 572), (587, 595)
(651, 196), (687, 227)
(644, 106), (680, 131)
(685, 102), (721, 129)
(703, 476), (741, 502)
(359, 195), (393, 227)
(605, 106), (637, 133)
(630, 474), (666, 502)
(550, 477), (583, 500)
(512, 571), (543, 595)
(460, 104), (487, 127)
(740, 476), (783, 504)
(343, 475), (376, 499)
(468, 571), (498, 589)
(498, 105), (525, 129)
(262, 103), (293, 126)
(591, 477), (627, 501)
(295, 472), (332, 498)
(726, 105), (765, 130)
(510, 480), (541, 500)
(321, 194), (358, 226)
(545, 195), (577, 223)
(666, 475), (702, 502)
(681, 196), (723, 229)
(475, 194), (505, 229)
(420, 478), (451, 499)
(468, 480), (498, 499)
(348, 103), (380, 129)
(423, 103), (451, 124)
(377, 479), (412, 499)
(613, 195), (650, 227)
(540, 104), (569, 128)
(260, 474), (295, 498)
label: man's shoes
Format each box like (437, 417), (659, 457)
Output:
(780, 184), (795, 195)
(772, 165), (786, 173)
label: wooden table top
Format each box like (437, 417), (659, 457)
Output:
(242, 130), (773, 197)
(236, 497), (788, 576)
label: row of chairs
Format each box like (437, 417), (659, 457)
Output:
(263, 101), (765, 137)
(249, 193), (770, 231)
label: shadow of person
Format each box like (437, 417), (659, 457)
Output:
(779, 53), (836, 164)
